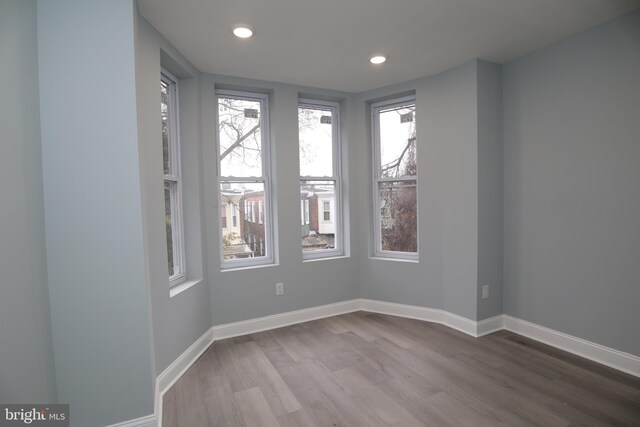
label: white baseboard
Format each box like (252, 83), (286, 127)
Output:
(212, 299), (361, 340)
(476, 314), (505, 337)
(359, 298), (502, 338)
(359, 299), (443, 323)
(502, 315), (640, 378)
(112, 298), (639, 427)
(154, 326), (215, 426)
(105, 414), (157, 427)
(442, 311), (481, 336)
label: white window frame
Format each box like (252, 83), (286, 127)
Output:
(371, 95), (418, 261)
(162, 69), (187, 286)
(216, 89), (274, 269)
(299, 98), (343, 260)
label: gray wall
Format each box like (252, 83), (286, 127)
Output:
(38, 1), (154, 425)
(0, 0), (57, 403)
(200, 75), (360, 325)
(477, 60), (503, 320)
(355, 60), (502, 321)
(503, 11), (640, 355)
(135, 15), (212, 376)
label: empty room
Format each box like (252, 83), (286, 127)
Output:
(2, 0), (640, 426)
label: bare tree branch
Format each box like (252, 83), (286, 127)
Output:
(220, 123), (260, 160)
(381, 136), (416, 177)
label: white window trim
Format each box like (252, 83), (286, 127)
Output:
(162, 69), (187, 286)
(371, 95), (419, 261)
(216, 89), (275, 269)
(299, 98), (344, 260)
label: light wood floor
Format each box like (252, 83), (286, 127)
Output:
(163, 312), (640, 426)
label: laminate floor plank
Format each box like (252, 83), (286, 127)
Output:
(200, 375), (247, 427)
(279, 358), (389, 426)
(406, 338), (590, 425)
(484, 332), (640, 403)
(232, 341), (302, 416)
(213, 339), (258, 393)
(277, 408), (316, 427)
(331, 366), (424, 426)
(235, 387), (281, 427)
(353, 312), (417, 349)
(272, 324), (316, 362)
(163, 312), (640, 427)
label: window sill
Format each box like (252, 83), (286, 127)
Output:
(221, 262), (279, 273)
(369, 256), (419, 264)
(303, 254), (349, 263)
(170, 279), (203, 298)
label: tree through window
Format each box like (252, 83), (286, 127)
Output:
(373, 97), (418, 257)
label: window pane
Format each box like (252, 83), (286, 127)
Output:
(218, 97), (263, 177)
(161, 80), (170, 175)
(378, 180), (417, 253)
(164, 181), (175, 276)
(220, 181), (267, 260)
(379, 104), (416, 178)
(300, 180), (336, 253)
(299, 107), (333, 177)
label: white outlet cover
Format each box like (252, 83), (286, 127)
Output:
(482, 285), (489, 299)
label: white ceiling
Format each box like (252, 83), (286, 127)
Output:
(138, 0), (639, 93)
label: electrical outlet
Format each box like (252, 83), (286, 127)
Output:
(276, 282), (284, 296)
(482, 285), (489, 299)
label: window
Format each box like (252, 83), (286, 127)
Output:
(323, 201), (331, 221)
(221, 207), (227, 228)
(217, 90), (273, 267)
(299, 99), (342, 258)
(232, 208), (238, 227)
(372, 96), (418, 259)
(161, 70), (186, 285)
(304, 199), (310, 225)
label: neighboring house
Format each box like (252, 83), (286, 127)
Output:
(242, 191), (266, 257)
(316, 193), (334, 235)
(300, 183), (335, 251)
(220, 187), (253, 259)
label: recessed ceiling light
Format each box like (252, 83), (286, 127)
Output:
(370, 55), (386, 65)
(233, 26), (254, 39)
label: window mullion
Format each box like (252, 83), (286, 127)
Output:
(301, 176), (337, 182)
(376, 176), (416, 183)
(220, 176), (266, 183)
